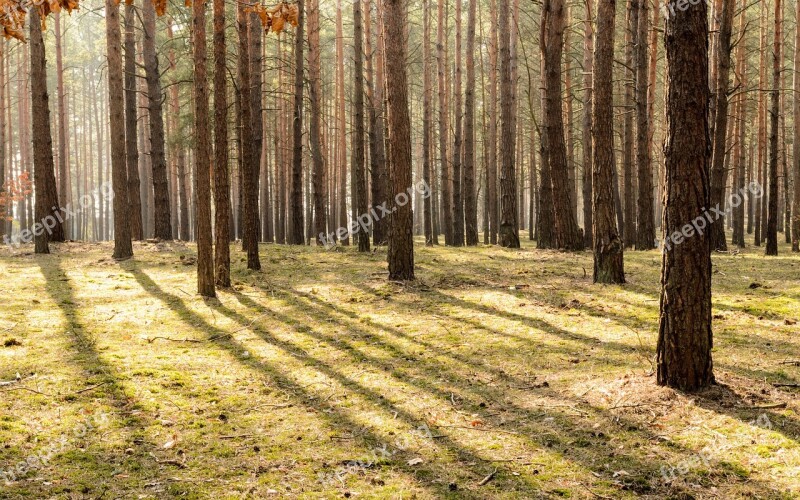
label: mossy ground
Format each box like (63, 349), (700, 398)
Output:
(0, 237), (798, 499)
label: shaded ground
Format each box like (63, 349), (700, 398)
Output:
(0, 238), (798, 499)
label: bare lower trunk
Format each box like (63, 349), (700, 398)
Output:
(657, 0), (713, 390)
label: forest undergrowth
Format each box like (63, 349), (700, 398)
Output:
(1, 239), (798, 498)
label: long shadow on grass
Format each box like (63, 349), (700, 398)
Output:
(19, 257), (167, 497)
(127, 266), (524, 498)
(230, 284), (791, 497)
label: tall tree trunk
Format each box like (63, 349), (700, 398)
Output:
(55, 12), (70, 240)
(498, 0), (520, 247)
(213, 0), (231, 287)
(657, 0), (713, 390)
(487, 0), (498, 244)
(708, 0), (734, 251)
(634, 0), (654, 250)
(765, 0), (781, 255)
(352, 0), (369, 251)
(732, 0), (747, 248)
(463, 0), (478, 245)
(422, 0), (434, 245)
(451, 0), (465, 246)
(794, 0), (800, 251)
(238, 1), (261, 267)
(309, 0), (326, 244)
(581, 0), (594, 248)
(622, 0), (637, 247)
(437, 0), (452, 245)
(143, 0), (172, 240)
(193, 0), (215, 296)
(249, 7), (263, 242)
(755, 0), (766, 246)
(366, 0), (388, 246)
(125, 3), (143, 240)
(335, 0), (348, 245)
(30, 7), (63, 253)
(290, 0), (306, 245)
(104, 0), (133, 260)
(592, 0), (624, 283)
(384, 0), (414, 280)
(541, 0), (582, 250)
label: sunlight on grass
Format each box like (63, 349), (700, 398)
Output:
(1, 239), (798, 498)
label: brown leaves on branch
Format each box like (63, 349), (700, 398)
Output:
(248, 2), (299, 34)
(0, 0), (80, 40)
(0, 172), (32, 221)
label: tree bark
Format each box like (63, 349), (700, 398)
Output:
(765, 0), (781, 256)
(657, 0), (714, 390)
(352, 0), (369, 251)
(104, 0), (133, 260)
(193, 0), (215, 296)
(384, 0), (414, 280)
(213, 0), (231, 286)
(581, 0), (594, 248)
(498, 0), (520, 247)
(30, 7), (63, 253)
(124, 3), (143, 240)
(541, 0), (582, 250)
(622, 0), (637, 247)
(592, 0), (624, 284)
(309, 0), (326, 244)
(634, 0), (654, 250)
(708, 0), (734, 251)
(794, 0), (800, 251)
(463, 0), (478, 245)
(451, 0), (465, 246)
(238, 1), (261, 267)
(142, 0), (172, 240)
(422, 0), (434, 245)
(290, 0), (306, 245)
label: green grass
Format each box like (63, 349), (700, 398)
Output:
(0, 237), (798, 499)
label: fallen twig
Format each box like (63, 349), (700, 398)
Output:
(74, 381), (110, 394)
(778, 360), (800, 366)
(739, 402), (787, 409)
(436, 424), (520, 436)
(146, 336), (204, 344)
(773, 383), (800, 389)
(478, 467), (497, 486)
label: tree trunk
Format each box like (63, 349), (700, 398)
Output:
(794, 0), (800, 251)
(708, 0), (734, 251)
(352, 0), (369, 251)
(488, 0), (498, 244)
(498, 0), (520, 248)
(541, 0), (582, 250)
(193, 0), (215, 296)
(104, 0), (133, 260)
(30, 7), (63, 253)
(765, 0), (781, 255)
(755, 0), (766, 246)
(384, 0), (414, 280)
(55, 12), (70, 240)
(366, 0), (388, 246)
(451, 0), (465, 246)
(142, 0), (172, 240)
(437, 0), (452, 245)
(634, 0), (654, 250)
(125, 3), (143, 240)
(463, 0), (478, 246)
(290, 0), (306, 245)
(309, 0), (326, 244)
(581, 0), (594, 248)
(249, 7), (263, 243)
(657, 0), (714, 390)
(422, 0), (434, 245)
(213, 0), (231, 287)
(592, 0), (625, 284)
(622, 0), (637, 247)
(238, 2), (262, 267)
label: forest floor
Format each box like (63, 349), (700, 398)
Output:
(0, 237), (799, 499)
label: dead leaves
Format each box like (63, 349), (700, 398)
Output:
(0, 0), (80, 40)
(249, 2), (299, 34)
